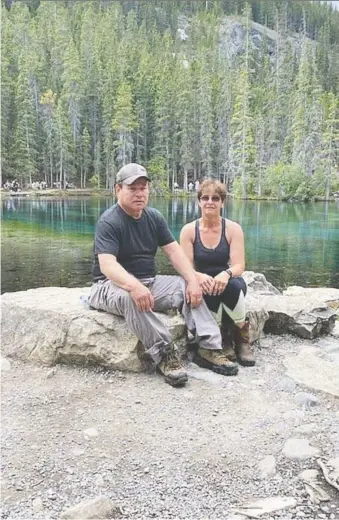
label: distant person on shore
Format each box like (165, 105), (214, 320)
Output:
(89, 163), (238, 387)
(188, 181), (194, 192)
(195, 179), (200, 192)
(180, 179), (255, 367)
(173, 181), (179, 192)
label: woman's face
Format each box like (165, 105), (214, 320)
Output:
(198, 187), (224, 215)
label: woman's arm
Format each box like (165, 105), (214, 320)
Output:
(227, 221), (245, 276)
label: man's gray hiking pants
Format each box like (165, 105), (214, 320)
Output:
(89, 275), (222, 364)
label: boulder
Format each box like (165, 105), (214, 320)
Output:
(1, 273), (337, 372)
(60, 495), (118, 519)
(243, 271), (281, 295)
(243, 272), (336, 340)
(262, 294), (336, 339)
(0, 287), (186, 371)
(283, 286), (339, 314)
(284, 345), (339, 397)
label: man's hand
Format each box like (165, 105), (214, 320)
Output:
(196, 272), (214, 294)
(185, 278), (203, 308)
(211, 271), (230, 296)
(130, 282), (154, 312)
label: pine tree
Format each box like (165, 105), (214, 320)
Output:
(112, 82), (138, 169)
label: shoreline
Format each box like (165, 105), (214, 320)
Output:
(0, 188), (337, 202)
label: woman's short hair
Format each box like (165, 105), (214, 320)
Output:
(198, 179), (227, 202)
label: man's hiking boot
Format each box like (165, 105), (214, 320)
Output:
(233, 320), (255, 367)
(194, 348), (238, 376)
(157, 348), (188, 387)
(220, 319), (237, 362)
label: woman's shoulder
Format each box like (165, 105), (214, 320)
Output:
(180, 220), (197, 237)
(224, 218), (243, 235)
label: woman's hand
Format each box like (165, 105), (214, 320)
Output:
(196, 272), (214, 294)
(211, 271), (230, 295)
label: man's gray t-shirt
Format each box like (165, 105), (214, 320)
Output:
(92, 204), (175, 282)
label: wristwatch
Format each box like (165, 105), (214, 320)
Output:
(225, 269), (233, 278)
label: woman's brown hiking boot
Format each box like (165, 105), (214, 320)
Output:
(194, 348), (239, 376)
(233, 320), (255, 367)
(220, 320), (237, 362)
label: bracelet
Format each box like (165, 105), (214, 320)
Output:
(225, 269), (233, 278)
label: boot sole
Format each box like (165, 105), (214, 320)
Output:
(237, 359), (256, 367)
(194, 355), (239, 376)
(164, 374), (188, 387)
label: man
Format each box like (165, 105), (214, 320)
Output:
(90, 163), (237, 387)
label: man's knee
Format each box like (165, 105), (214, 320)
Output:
(107, 287), (134, 313)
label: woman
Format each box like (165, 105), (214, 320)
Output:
(180, 179), (255, 367)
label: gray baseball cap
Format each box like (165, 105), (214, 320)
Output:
(116, 163), (151, 185)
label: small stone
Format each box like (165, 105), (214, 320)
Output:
(32, 497), (43, 512)
(295, 423), (318, 434)
(46, 368), (56, 378)
(258, 455), (276, 478)
(94, 474), (105, 487)
(15, 483), (24, 491)
(0, 357), (11, 371)
(83, 427), (99, 439)
(71, 447), (85, 456)
(46, 489), (57, 500)
(294, 392), (319, 409)
(283, 438), (320, 460)
(233, 496), (297, 517)
(60, 495), (117, 519)
(144, 467), (150, 474)
(277, 377), (296, 392)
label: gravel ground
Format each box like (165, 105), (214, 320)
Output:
(1, 334), (339, 520)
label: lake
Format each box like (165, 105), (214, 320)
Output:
(1, 196), (339, 294)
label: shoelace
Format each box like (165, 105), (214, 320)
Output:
(165, 351), (181, 370)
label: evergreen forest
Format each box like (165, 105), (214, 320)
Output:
(2, 0), (339, 199)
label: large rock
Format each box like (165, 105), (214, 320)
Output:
(60, 495), (117, 519)
(284, 345), (339, 397)
(243, 272), (337, 340)
(0, 287), (186, 371)
(283, 286), (339, 314)
(1, 274), (337, 372)
(262, 294), (336, 339)
(243, 271), (281, 295)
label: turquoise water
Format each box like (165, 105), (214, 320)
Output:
(1, 196), (339, 293)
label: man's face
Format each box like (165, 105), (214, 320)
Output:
(116, 178), (150, 214)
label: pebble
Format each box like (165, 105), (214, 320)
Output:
(46, 489), (57, 500)
(0, 357), (11, 371)
(83, 427), (99, 439)
(282, 438), (320, 460)
(258, 455), (277, 478)
(46, 368), (57, 378)
(294, 392), (319, 408)
(94, 474), (105, 487)
(60, 495), (117, 519)
(32, 497), (43, 512)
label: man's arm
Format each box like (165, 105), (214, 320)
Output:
(98, 253), (140, 291)
(161, 241), (197, 283)
(98, 254), (154, 312)
(161, 241), (202, 307)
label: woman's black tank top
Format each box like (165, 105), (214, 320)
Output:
(193, 218), (230, 277)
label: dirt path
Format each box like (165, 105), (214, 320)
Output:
(1, 334), (339, 520)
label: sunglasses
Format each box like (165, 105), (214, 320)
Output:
(200, 195), (221, 202)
